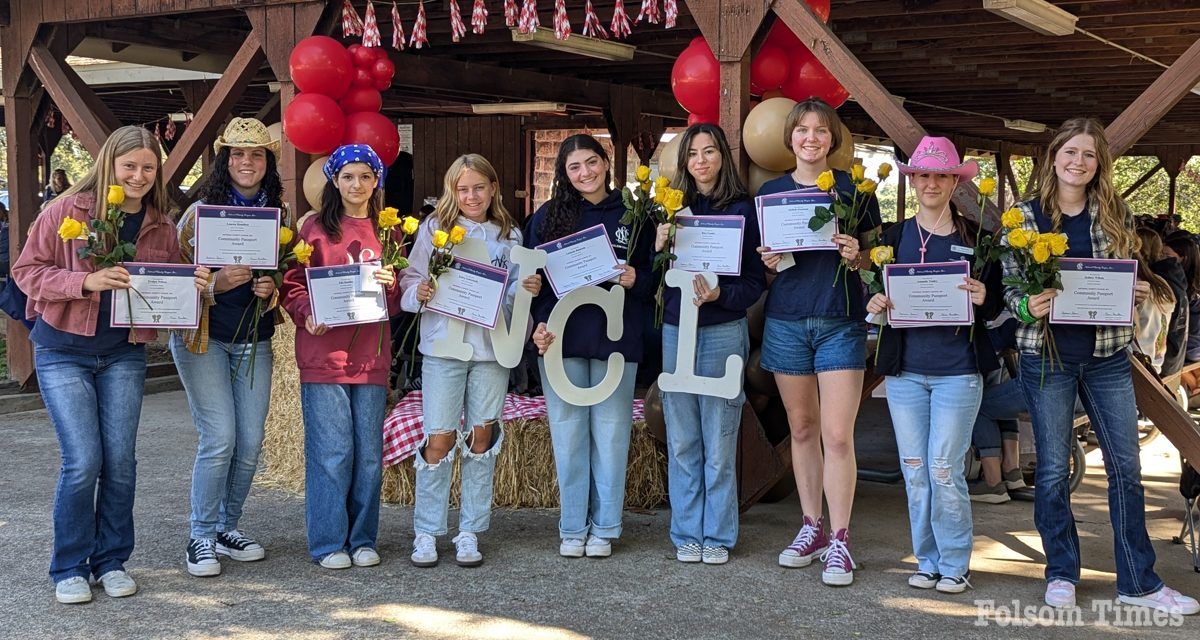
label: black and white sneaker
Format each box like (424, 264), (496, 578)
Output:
(187, 538), (221, 577)
(216, 530), (266, 562)
(936, 573), (972, 594)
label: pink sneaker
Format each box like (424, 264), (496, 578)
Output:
(1045, 579), (1076, 608)
(1119, 586), (1200, 615)
(820, 528), (855, 586)
(778, 515), (828, 568)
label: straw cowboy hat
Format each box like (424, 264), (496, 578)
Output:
(895, 136), (978, 182)
(213, 117), (280, 156)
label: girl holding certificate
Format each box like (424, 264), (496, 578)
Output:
(864, 137), (1001, 593)
(13, 126), (210, 603)
(280, 145), (402, 571)
(758, 98), (881, 586)
(171, 118), (282, 577)
(654, 124), (766, 565)
(401, 154), (541, 568)
(1002, 118), (1197, 614)
(525, 134), (656, 559)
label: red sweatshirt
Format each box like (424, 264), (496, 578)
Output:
(281, 214), (402, 385)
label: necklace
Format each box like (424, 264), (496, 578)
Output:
(914, 206), (949, 264)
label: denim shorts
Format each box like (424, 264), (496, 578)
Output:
(760, 315), (866, 376)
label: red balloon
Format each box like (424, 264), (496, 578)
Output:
(283, 93), (346, 155)
(367, 46), (390, 62)
(687, 112), (718, 127)
(372, 75), (392, 92)
(351, 44), (377, 69)
(352, 67), (374, 88)
(290, 36), (354, 99)
(339, 87), (383, 115)
(751, 44), (790, 93)
(348, 43), (363, 59)
(781, 55), (849, 108)
(808, 0), (831, 22)
(341, 111), (400, 166)
(764, 20), (804, 54)
(371, 58), (396, 83)
(671, 37), (719, 116)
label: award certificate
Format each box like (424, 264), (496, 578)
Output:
(193, 205), (281, 268)
(1050, 258), (1136, 326)
(306, 262), (389, 327)
(537, 223), (623, 298)
(672, 215), (745, 276)
(427, 257), (511, 330)
(884, 261), (974, 327)
(755, 191), (836, 254)
(110, 263), (201, 329)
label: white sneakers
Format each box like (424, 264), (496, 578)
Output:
(559, 538), (585, 558)
(351, 547), (380, 567)
(318, 551), (352, 570)
(95, 570), (137, 597)
(584, 535), (612, 558)
(453, 532), (483, 567)
(55, 577), (91, 604)
(411, 533), (439, 567)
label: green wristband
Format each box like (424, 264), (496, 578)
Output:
(1017, 295), (1037, 324)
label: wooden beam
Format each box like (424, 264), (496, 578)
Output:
(27, 44), (121, 156)
(3, 92), (40, 386)
(161, 33), (265, 190)
(1131, 356), (1200, 472)
(1106, 36), (1200, 156)
(1121, 162), (1164, 199)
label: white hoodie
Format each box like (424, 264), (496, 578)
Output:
(399, 215), (522, 361)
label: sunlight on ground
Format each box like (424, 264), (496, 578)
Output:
(189, 631), (342, 640)
(337, 604), (591, 640)
(879, 596), (982, 618)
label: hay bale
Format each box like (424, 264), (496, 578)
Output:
(257, 319), (667, 509)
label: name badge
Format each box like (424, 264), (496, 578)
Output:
(951, 244), (975, 256)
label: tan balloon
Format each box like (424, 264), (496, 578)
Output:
(748, 163), (785, 197)
(827, 122), (855, 171)
(303, 155), (330, 210)
(657, 133), (684, 182)
(265, 122), (282, 147)
(743, 97), (798, 172)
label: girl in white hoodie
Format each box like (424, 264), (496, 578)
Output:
(401, 154), (540, 567)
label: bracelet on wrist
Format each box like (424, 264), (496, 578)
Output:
(1017, 295), (1037, 324)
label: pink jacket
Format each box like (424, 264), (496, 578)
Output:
(12, 192), (182, 343)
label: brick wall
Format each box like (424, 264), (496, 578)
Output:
(532, 130), (633, 210)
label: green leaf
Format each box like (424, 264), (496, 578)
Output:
(621, 187), (635, 211)
(122, 242), (137, 258)
(1001, 275), (1025, 287)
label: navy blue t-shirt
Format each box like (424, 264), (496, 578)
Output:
(895, 218), (977, 376)
(1033, 202), (1096, 363)
(32, 210), (147, 355)
(758, 170), (882, 320)
(207, 281), (277, 344)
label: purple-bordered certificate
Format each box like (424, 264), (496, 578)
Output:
(306, 263), (388, 328)
(427, 257), (511, 330)
(883, 261), (974, 327)
(1050, 258), (1137, 326)
(755, 190), (836, 254)
(537, 223), (622, 298)
(110, 263), (201, 329)
(193, 205), (281, 268)
(672, 214), (745, 276)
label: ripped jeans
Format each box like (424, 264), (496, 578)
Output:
(886, 371), (982, 578)
(413, 356), (508, 536)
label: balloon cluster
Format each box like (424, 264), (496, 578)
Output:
(283, 36), (401, 168)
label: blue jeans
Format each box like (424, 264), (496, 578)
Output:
(300, 382), (387, 560)
(887, 371), (982, 578)
(413, 356), (507, 536)
(539, 357), (638, 540)
(36, 346), (146, 582)
(170, 334), (272, 539)
(1020, 350), (1163, 597)
(760, 315), (866, 376)
(971, 377), (1025, 459)
(662, 319), (747, 549)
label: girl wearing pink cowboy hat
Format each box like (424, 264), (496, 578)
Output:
(866, 135), (1003, 594)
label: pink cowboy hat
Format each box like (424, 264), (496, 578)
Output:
(895, 136), (978, 181)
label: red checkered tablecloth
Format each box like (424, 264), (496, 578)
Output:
(382, 391), (646, 466)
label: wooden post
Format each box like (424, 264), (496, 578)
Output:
(719, 58), (752, 185)
(27, 43), (120, 157)
(1107, 36), (1200, 156)
(1156, 153), (1191, 217)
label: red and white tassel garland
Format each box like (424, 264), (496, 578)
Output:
(582, 0), (607, 38)
(449, 0), (467, 42)
(518, 0), (540, 34)
(362, 1), (382, 47)
(663, 0), (677, 28)
(165, 118), (177, 141)
(636, 0), (660, 25)
(472, 0), (488, 35)
(552, 0), (570, 40)
(504, 0), (518, 27)
(392, 2), (406, 50)
(342, 0), (364, 36)
(410, 0), (429, 49)
(610, 0), (632, 39)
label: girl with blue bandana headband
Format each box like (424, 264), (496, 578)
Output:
(281, 143), (403, 570)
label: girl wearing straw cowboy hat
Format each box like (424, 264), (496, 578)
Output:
(170, 117), (284, 578)
(866, 136), (1003, 594)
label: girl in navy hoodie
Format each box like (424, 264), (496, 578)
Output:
(525, 134), (655, 558)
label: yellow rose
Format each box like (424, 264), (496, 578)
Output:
(654, 188), (666, 204)
(851, 163), (866, 182)
(449, 225), (467, 245)
(1049, 233), (1068, 256)
(402, 216), (420, 235)
(1001, 207), (1023, 229)
(1007, 228), (1030, 249)
(1032, 241), (1051, 264)
(870, 245), (894, 267)
(378, 207), (400, 229)
(279, 226), (294, 246)
(655, 176), (670, 190)
(663, 189), (684, 215)
(877, 163), (893, 180)
(856, 178), (878, 194)
(640, 180), (652, 193)
(58, 217), (85, 242)
(293, 239), (313, 265)
(978, 177), (997, 197)
(635, 165), (651, 182)
(106, 185), (125, 206)
(816, 170), (836, 192)
(432, 229), (449, 249)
